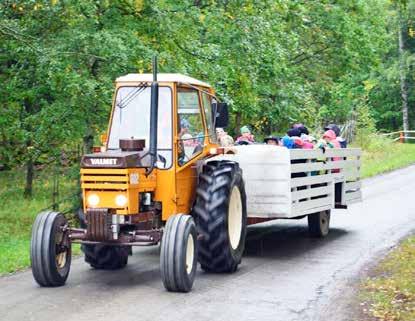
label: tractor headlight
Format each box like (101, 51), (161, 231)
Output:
(115, 194), (128, 207)
(87, 194), (100, 207)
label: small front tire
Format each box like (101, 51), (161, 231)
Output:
(160, 214), (198, 293)
(30, 211), (71, 287)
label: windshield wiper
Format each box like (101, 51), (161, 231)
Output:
(116, 82), (148, 109)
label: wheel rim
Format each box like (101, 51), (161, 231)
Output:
(55, 229), (69, 270)
(228, 186), (243, 250)
(320, 211), (330, 235)
(186, 233), (195, 274)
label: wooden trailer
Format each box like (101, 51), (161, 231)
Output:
(209, 145), (361, 230)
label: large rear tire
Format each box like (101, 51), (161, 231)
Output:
(31, 211), (71, 287)
(193, 160), (247, 273)
(160, 214), (198, 292)
(308, 210), (331, 237)
(82, 244), (129, 270)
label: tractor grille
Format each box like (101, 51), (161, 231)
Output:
(81, 169), (129, 190)
(86, 208), (112, 241)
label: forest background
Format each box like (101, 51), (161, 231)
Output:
(1, 0), (415, 197)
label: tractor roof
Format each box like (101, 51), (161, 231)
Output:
(116, 73), (212, 88)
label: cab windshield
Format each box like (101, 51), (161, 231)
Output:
(107, 86), (173, 168)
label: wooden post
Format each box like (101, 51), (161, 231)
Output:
(400, 131), (404, 143)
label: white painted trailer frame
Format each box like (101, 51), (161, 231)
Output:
(209, 145), (361, 219)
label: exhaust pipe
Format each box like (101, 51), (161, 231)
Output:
(146, 56), (159, 176)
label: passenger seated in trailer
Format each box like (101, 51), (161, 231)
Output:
(235, 126), (255, 145)
(315, 129), (341, 173)
(324, 124), (347, 148)
(216, 128), (234, 147)
(264, 136), (279, 145)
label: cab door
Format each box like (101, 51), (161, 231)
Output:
(175, 87), (207, 214)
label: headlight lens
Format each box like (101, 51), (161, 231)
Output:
(115, 194), (128, 207)
(87, 194), (100, 207)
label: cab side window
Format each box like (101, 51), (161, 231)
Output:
(201, 92), (217, 143)
(177, 88), (204, 166)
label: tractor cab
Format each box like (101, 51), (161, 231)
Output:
(80, 73), (228, 220)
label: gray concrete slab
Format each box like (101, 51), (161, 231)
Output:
(1, 165), (414, 321)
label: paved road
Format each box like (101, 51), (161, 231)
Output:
(1, 166), (415, 321)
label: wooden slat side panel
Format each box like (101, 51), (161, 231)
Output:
(290, 148), (361, 160)
(292, 196), (334, 215)
(291, 162), (325, 173)
(292, 185), (332, 201)
(324, 148), (361, 157)
(290, 149), (323, 160)
(324, 160), (361, 170)
(345, 181), (361, 191)
(344, 190), (362, 202)
(291, 160), (361, 173)
(291, 174), (334, 188)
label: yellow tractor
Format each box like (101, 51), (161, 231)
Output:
(30, 60), (247, 292)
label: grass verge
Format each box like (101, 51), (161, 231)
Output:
(359, 236), (415, 321)
(0, 167), (80, 275)
(359, 137), (415, 178)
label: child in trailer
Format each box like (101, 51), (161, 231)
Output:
(216, 128), (234, 147)
(235, 126), (255, 145)
(264, 136), (280, 145)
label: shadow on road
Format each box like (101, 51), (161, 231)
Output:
(244, 220), (349, 259)
(63, 221), (349, 289)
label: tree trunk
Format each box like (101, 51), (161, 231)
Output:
(83, 126), (94, 154)
(398, 10), (409, 135)
(24, 158), (34, 198)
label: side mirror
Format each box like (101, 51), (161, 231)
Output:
(214, 102), (229, 128)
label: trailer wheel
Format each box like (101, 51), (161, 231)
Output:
(30, 211), (71, 287)
(160, 214), (198, 292)
(308, 210), (331, 237)
(194, 160), (247, 273)
(82, 244), (129, 270)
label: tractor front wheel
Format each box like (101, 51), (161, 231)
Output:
(30, 211), (71, 287)
(160, 214), (198, 292)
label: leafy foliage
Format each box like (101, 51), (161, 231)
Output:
(1, 0), (415, 193)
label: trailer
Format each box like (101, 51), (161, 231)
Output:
(209, 145), (361, 235)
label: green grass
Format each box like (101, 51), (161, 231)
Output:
(358, 136), (415, 178)
(0, 167), (80, 275)
(359, 236), (415, 321)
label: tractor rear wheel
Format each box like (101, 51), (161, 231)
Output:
(308, 210), (331, 237)
(160, 214), (198, 292)
(82, 244), (129, 270)
(193, 160), (247, 273)
(31, 211), (71, 287)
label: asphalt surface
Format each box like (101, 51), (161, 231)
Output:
(1, 166), (415, 321)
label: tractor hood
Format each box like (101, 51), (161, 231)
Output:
(81, 151), (150, 168)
